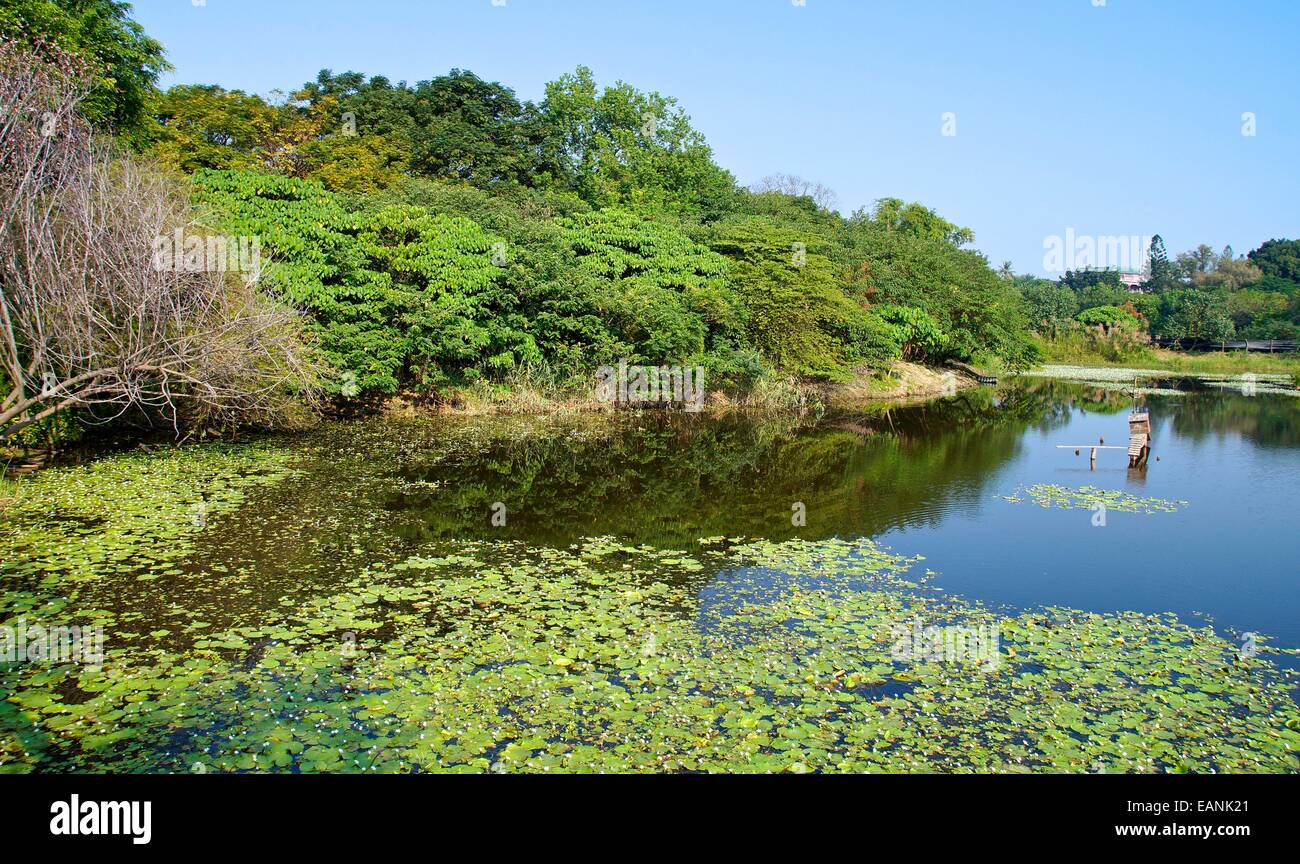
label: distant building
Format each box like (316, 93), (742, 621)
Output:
(1072, 267), (1148, 293)
(1117, 272), (1147, 293)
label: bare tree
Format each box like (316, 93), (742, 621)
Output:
(751, 173), (838, 211)
(0, 40), (318, 442)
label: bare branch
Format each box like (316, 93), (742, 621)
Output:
(0, 39), (320, 442)
(751, 173), (839, 211)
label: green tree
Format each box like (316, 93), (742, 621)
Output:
(847, 215), (1037, 368)
(358, 204), (539, 384)
(1145, 234), (1176, 293)
(561, 209), (741, 363)
(1247, 238), (1300, 283)
(858, 197), (975, 247)
(0, 0), (168, 131)
(1076, 305), (1139, 329)
(191, 169), (404, 394)
(709, 218), (895, 380)
(539, 66), (737, 220)
(1174, 244), (1218, 280)
(1015, 276), (1078, 334)
(300, 68), (548, 189)
(1194, 256), (1262, 292)
(1155, 288), (1235, 342)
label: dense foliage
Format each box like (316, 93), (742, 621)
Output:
(164, 57), (1053, 400)
(13, 0), (1295, 424)
(0, 0), (1046, 404)
(0, 0), (167, 131)
(1019, 234), (1300, 353)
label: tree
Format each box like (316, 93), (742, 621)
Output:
(0, 0), (168, 131)
(0, 41), (314, 440)
(1155, 288), (1235, 342)
(708, 218), (894, 379)
(1226, 289), (1287, 332)
(561, 209), (741, 363)
(297, 132), (409, 194)
(1194, 256), (1262, 292)
(751, 174), (838, 211)
(1145, 234), (1176, 292)
(539, 66), (737, 220)
(1060, 268), (1124, 294)
(299, 68), (546, 189)
(1247, 238), (1300, 283)
(150, 83), (335, 176)
(875, 305), (944, 363)
(858, 198), (975, 247)
(149, 84), (281, 172)
(1015, 276), (1078, 335)
(358, 204), (539, 384)
(192, 169), (403, 394)
(847, 215), (1037, 368)
(1076, 305), (1139, 330)
(1060, 269), (1132, 311)
(1174, 243), (1218, 280)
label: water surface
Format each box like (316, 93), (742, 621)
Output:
(3, 376), (1298, 773)
(288, 379), (1296, 657)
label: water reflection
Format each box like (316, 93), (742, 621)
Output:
(169, 378), (1298, 655)
(383, 382), (1080, 546)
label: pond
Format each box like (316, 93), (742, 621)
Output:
(2, 377), (1298, 772)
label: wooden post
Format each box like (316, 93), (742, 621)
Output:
(1090, 447), (1097, 469)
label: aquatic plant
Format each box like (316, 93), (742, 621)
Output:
(1020, 365), (1173, 382)
(1001, 485), (1187, 515)
(4, 444), (1295, 774)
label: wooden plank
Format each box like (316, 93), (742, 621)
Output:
(1054, 445), (1127, 449)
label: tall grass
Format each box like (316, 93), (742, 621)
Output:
(1035, 334), (1300, 377)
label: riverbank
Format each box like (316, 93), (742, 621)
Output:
(2, 361), (983, 474)
(1036, 340), (1300, 380)
(384, 361), (981, 418)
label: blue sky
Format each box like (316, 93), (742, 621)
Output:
(132, 0), (1298, 275)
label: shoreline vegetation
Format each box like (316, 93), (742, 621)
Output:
(1035, 338), (1300, 380)
(4, 4), (1300, 455)
(5, 352), (1298, 469)
(381, 360), (984, 417)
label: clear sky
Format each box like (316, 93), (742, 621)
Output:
(130, 0), (1298, 275)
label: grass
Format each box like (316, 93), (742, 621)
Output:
(1036, 335), (1300, 381)
(0, 471), (17, 509)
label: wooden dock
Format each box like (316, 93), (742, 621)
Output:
(1127, 409), (1151, 467)
(1054, 409), (1152, 469)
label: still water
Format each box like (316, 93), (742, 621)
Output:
(4, 375), (1298, 772)
(328, 378), (1296, 658)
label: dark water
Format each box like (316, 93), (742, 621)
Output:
(416, 379), (1300, 654)
(8, 375), (1298, 773)
(198, 377), (1300, 659)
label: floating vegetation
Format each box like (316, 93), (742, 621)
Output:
(1021, 365), (1173, 382)
(4, 443), (1296, 774)
(1073, 381), (1188, 396)
(1002, 484), (1187, 515)
(1023, 365), (1297, 397)
(1202, 378), (1300, 397)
